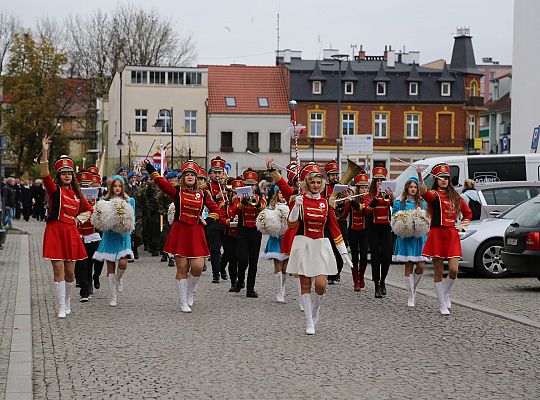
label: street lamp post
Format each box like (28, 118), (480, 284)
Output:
(331, 54), (349, 173)
(154, 107), (174, 169)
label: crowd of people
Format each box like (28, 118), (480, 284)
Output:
(27, 133), (473, 335)
(0, 177), (47, 226)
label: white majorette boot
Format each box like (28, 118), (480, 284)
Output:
(434, 282), (450, 315)
(176, 279), (191, 313)
(56, 281), (67, 318)
(186, 274), (199, 307)
(275, 272), (285, 303)
(116, 268), (125, 293)
(301, 293), (315, 335)
(64, 281), (74, 315)
(444, 277), (455, 309)
(405, 275), (415, 307)
(312, 293), (323, 327)
(294, 277), (304, 311)
(413, 272), (423, 293)
(281, 273), (287, 300)
(108, 274), (117, 307)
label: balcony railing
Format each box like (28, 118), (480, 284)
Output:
(467, 96), (485, 107)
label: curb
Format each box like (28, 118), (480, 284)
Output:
(5, 235), (33, 400)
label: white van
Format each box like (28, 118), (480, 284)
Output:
(395, 154), (540, 193)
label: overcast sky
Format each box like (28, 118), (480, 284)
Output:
(6, 0), (514, 66)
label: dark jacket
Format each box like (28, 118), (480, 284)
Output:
(2, 184), (16, 208)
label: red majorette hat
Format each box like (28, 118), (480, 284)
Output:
(300, 162), (323, 181)
(231, 177), (244, 189)
(372, 166), (388, 180)
(76, 170), (93, 187)
(92, 173), (101, 185)
(87, 166), (99, 175)
(242, 168), (259, 185)
(197, 166), (207, 179)
(54, 155), (75, 173)
(432, 163), (451, 178)
(181, 160), (199, 175)
(287, 162), (298, 184)
(210, 156), (226, 172)
(353, 173), (370, 186)
(324, 160), (339, 175)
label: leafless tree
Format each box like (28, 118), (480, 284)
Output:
(0, 11), (21, 77)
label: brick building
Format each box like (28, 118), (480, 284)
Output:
(278, 30), (485, 178)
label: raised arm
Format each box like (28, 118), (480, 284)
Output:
(143, 160), (176, 199)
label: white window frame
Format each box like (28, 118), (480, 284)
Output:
(258, 97), (269, 107)
(184, 110), (197, 134)
(157, 109), (172, 133)
(131, 70), (147, 84)
(312, 81), (322, 94)
(409, 82), (418, 96)
(441, 82), (451, 97)
(469, 115), (476, 139)
(344, 81), (354, 95)
(167, 71), (183, 85)
(342, 112), (355, 136)
(309, 112), (324, 138)
(149, 71), (166, 85)
(135, 109), (148, 133)
(470, 81), (478, 97)
(376, 82), (386, 96)
(406, 113), (420, 139)
(374, 113), (388, 139)
(225, 97), (236, 107)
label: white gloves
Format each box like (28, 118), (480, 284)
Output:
(341, 253), (353, 269)
(295, 195), (303, 206)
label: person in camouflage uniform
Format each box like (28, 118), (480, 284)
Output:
(125, 172), (141, 260)
(142, 175), (161, 256)
(156, 171), (178, 267)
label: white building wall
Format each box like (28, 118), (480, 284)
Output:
(207, 114), (290, 176)
(511, 0), (540, 153)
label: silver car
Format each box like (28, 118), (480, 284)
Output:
(460, 195), (540, 278)
(474, 181), (540, 219)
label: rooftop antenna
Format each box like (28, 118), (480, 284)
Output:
(351, 44), (357, 59)
(276, 13), (280, 53)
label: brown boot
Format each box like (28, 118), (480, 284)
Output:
(351, 268), (361, 292)
(359, 264), (367, 289)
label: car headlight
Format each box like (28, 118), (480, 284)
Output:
(459, 230), (477, 240)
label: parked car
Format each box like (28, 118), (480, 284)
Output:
(460, 195), (540, 278)
(474, 181), (540, 219)
(502, 198), (540, 278)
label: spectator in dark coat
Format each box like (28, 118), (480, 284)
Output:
(32, 179), (46, 221)
(20, 179), (34, 221)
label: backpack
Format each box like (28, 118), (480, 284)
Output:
(467, 197), (482, 221)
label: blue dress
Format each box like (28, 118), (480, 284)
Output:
(93, 197), (135, 262)
(392, 198), (429, 263)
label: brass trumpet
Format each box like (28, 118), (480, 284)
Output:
(249, 195), (259, 206)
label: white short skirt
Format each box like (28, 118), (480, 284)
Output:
(286, 236), (337, 277)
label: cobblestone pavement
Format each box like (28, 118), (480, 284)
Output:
(0, 234), (20, 400)
(12, 220), (540, 399)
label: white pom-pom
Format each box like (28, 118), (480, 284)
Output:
(411, 209), (430, 237)
(256, 206), (288, 237)
(391, 210), (415, 237)
(168, 203), (175, 225)
(90, 198), (135, 233)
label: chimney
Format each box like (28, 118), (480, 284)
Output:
(322, 48), (340, 60)
(357, 44), (366, 60)
(387, 49), (395, 67)
(383, 45), (388, 60)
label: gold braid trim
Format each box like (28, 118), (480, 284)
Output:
(150, 171), (160, 180)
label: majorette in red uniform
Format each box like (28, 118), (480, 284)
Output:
(145, 159), (225, 313)
(40, 134), (93, 319)
(231, 168), (267, 297)
(287, 163), (353, 335)
(207, 156), (227, 283)
(365, 166), (394, 298)
(222, 177), (243, 292)
(339, 173), (370, 292)
(267, 161), (305, 310)
(418, 163), (472, 315)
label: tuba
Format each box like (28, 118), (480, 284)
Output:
(339, 160), (363, 185)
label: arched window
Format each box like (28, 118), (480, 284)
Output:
(470, 81), (478, 97)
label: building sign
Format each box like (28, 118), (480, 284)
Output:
(342, 135), (373, 156)
(531, 126), (540, 151)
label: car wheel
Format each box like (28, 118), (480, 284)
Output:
(473, 239), (511, 278)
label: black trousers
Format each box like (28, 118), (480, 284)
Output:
(206, 221), (224, 278)
(348, 228), (369, 269)
(221, 234), (237, 285)
(367, 223), (392, 284)
(75, 240), (103, 297)
(236, 227), (262, 293)
(22, 205), (33, 221)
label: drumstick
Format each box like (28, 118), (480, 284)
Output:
(393, 157), (439, 180)
(144, 139), (157, 160)
(246, 150), (296, 174)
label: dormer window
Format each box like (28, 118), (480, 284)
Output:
(312, 81), (322, 94)
(344, 81), (354, 95)
(441, 82), (451, 97)
(376, 82), (386, 96)
(409, 82), (418, 96)
(258, 97), (269, 107)
(225, 97), (236, 107)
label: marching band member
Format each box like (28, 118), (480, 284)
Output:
(92, 176), (135, 307)
(391, 177), (429, 307)
(74, 170), (102, 302)
(339, 173), (370, 292)
(39, 135), (92, 318)
(222, 177), (243, 292)
(417, 164), (472, 315)
(157, 171), (178, 267)
(231, 168), (266, 297)
(258, 187), (289, 303)
(89, 167), (105, 288)
(267, 160), (304, 310)
(197, 167), (210, 273)
(366, 166), (394, 299)
(144, 159), (224, 313)
(287, 163), (353, 335)
(207, 156), (227, 283)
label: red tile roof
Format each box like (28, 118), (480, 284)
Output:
(206, 65), (289, 115)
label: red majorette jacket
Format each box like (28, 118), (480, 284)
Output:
(421, 189), (472, 227)
(43, 175), (92, 225)
(288, 196), (344, 245)
(339, 197), (367, 230)
(224, 202), (238, 237)
(323, 182), (335, 199)
(232, 194), (266, 228)
(366, 194), (392, 225)
(150, 171), (225, 225)
(208, 181), (225, 206)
